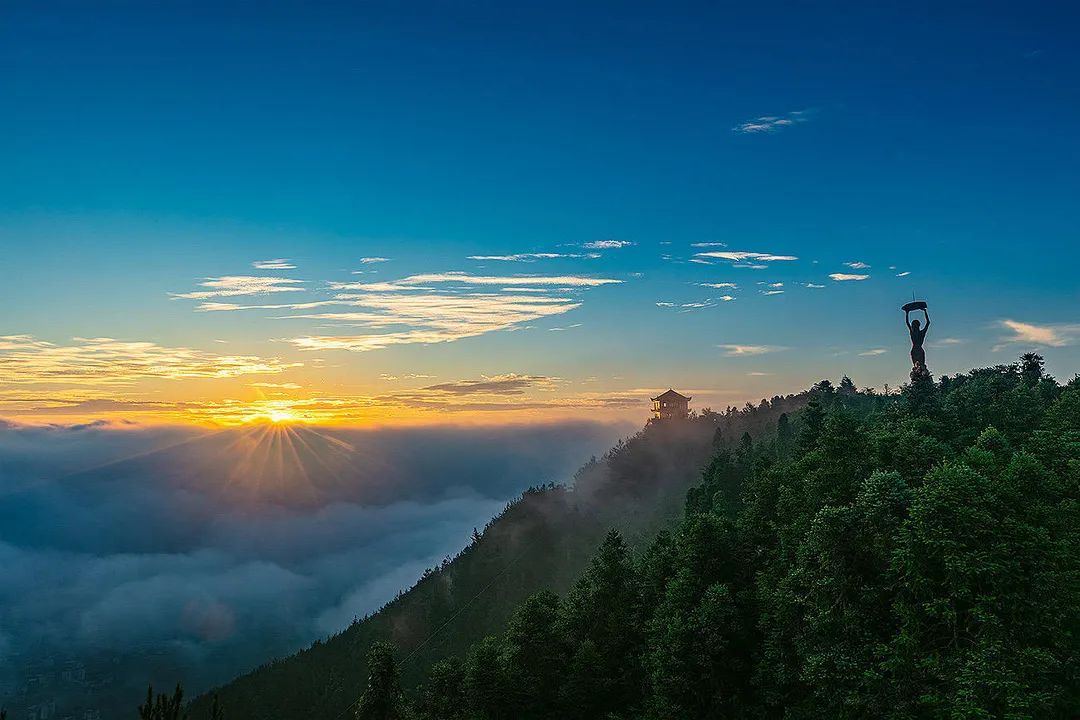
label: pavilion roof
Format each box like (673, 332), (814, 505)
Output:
(652, 389), (691, 402)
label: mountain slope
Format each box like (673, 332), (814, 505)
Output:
(389, 356), (1079, 720)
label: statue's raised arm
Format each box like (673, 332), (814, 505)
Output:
(921, 308), (930, 331)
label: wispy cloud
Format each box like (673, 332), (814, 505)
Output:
(280, 269), (621, 352)
(696, 251), (798, 262)
(698, 282), (738, 289)
(859, 348), (887, 356)
(994, 319), (1080, 350)
(378, 388), (642, 413)
(359, 257), (390, 264)
(691, 242), (728, 248)
(173, 276), (305, 299)
(253, 259), (296, 270)
(380, 373), (436, 381)
(717, 344), (786, 357)
(760, 290), (784, 296)
(421, 374), (557, 396)
(0, 335), (301, 386)
(829, 273), (870, 281)
(249, 382), (302, 389)
(656, 298), (728, 311)
(805, 283), (825, 289)
(194, 300), (340, 313)
(331, 272), (622, 289)
(467, 253), (598, 262)
(896, 271), (911, 277)
(845, 261), (870, 270)
(929, 337), (965, 347)
(582, 240), (633, 250)
(732, 110), (809, 134)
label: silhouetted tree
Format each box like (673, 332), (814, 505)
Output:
(139, 684), (187, 720)
(209, 694), (224, 720)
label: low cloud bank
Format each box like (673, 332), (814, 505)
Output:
(0, 419), (629, 707)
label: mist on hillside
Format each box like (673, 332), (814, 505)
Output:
(0, 419), (631, 711)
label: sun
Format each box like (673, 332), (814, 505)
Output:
(268, 410), (297, 424)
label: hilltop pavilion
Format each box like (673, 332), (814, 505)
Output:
(651, 389), (691, 420)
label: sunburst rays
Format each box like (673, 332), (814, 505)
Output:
(216, 423), (357, 503)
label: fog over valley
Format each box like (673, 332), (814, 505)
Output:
(0, 420), (629, 709)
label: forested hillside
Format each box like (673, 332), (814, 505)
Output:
(350, 354), (1079, 719)
(189, 389), (814, 719)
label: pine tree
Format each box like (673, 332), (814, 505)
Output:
(502, 591), (566, 720)
(1019, 351), (1046, 384)
(560, 530), (644, 719)
(644, 513), (755, 718)
(356, 642), (407, 720)
(138, 684), (187, 720)
(462, 635), (508, 720)
(798, 396), (826, 450)
(775, 412), (793, 461)
(209, 694), (224, 720)
(414, 658), (465, 720)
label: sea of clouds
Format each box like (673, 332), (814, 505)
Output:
(0, 419), (628, 704)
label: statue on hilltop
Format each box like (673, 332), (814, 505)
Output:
(903, 300), (931, 380)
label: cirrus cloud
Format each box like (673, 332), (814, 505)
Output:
(0, 335), (301, 387)
(467, 253), (598, 262)
(994, 319), (1080, 350)
(732, 110), (810, 134)
(173, 276), (305, 299)
(252, 259), (296, 270)
(717, 344), (787, 357)
(695, 251), (799, 262)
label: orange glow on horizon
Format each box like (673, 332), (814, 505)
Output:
(267, 409), (297, 424)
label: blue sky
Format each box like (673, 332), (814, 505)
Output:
(2, 1), (1079, 424)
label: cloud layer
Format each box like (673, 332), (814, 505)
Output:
(0, 335), (300, 387)
(0, 420), (627, 707)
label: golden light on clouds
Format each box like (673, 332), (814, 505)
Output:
(0, 335), (301, 386)
(172, 276), (306, 299)
(167, 268), (624, 354)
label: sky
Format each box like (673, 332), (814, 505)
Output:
(2, 1), (1079, 426)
